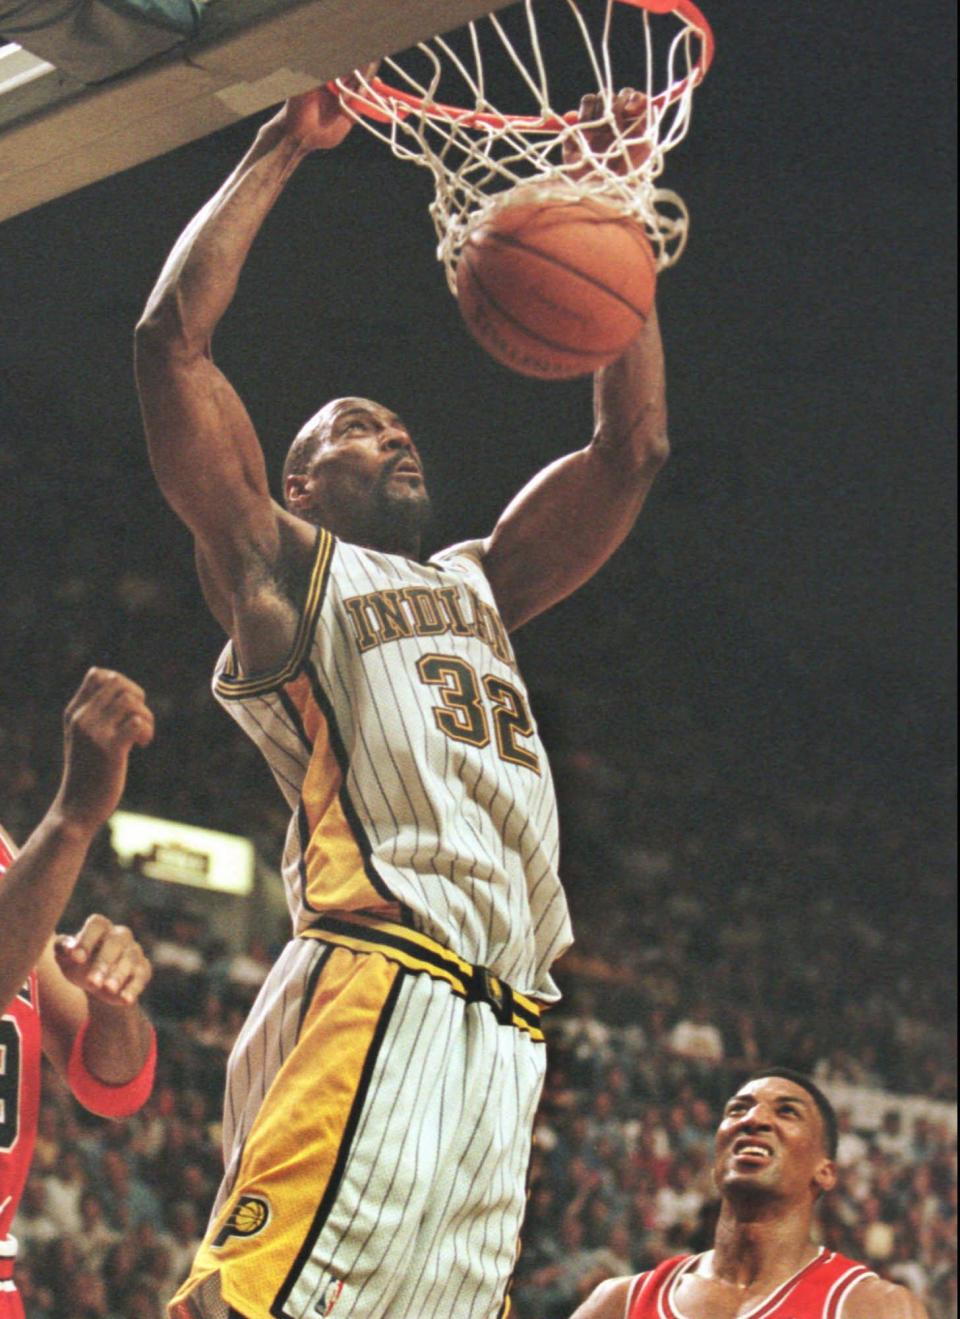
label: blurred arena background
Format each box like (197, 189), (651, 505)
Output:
(0, 0), (956, 1314)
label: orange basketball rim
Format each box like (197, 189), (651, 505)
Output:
(328, 0), (714, 289)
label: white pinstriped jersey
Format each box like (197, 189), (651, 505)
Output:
(213, 530), (572, 1000)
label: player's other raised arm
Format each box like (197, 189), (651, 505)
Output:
(482, 299), (668, 633)
(479, 90), (670, 633)
(133, 88), (361, 644)
(0, 669), (153, 1010)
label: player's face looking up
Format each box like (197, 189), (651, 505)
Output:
(713, 1077), (837, 1206)
(284, 397), (431, 556)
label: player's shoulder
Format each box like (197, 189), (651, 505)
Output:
(571, 1273), (634, 1318)
(843, 1273), (929, 1319)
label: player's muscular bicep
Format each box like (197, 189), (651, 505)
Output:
(135, 339), (274, 550)
(483, 444), (655, 631)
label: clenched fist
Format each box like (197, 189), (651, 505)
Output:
(55, 668), (154, 834)
(55, 914), (153, 1007)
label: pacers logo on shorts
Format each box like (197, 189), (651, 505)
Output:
(211, 1193), (271, 1249)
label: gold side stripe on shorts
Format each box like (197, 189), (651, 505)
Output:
(301, 914), (545, 1041)
(215, 527), (334, 699)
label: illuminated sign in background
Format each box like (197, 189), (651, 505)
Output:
(109, 811), (255, 896)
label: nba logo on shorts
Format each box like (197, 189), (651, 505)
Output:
(315, 1277), (343, 1315)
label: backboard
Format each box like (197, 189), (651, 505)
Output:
(0, 0), (515, 221)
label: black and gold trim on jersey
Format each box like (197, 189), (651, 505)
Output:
(301, 913), (546, 1042)
(295, 661), (401, 912)
(215, 527), (335, 701)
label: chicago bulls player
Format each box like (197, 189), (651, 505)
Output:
(1, 669), (157, 1318)
(571, 1069), (928, 1319)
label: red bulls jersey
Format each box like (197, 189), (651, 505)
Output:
(1, 830), (41, 1317)
(628, 1249), (876, 1319)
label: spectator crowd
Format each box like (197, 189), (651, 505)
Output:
(7, 710), (955, 1317)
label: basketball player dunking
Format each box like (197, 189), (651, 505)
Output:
(571, 1070), (928, 1319)
(135, 82), (663, 1319)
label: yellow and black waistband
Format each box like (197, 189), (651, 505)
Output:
(301, 913), (545, 1042)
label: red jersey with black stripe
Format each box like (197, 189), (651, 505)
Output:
(0, 831), (42, 1315)
(627, 1249), (876, 1319)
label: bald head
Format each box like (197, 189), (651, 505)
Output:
(282, 397), (377, 498)
(282, 397), (430, 557)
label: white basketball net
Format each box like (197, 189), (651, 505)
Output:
(332, 0), (712, 294)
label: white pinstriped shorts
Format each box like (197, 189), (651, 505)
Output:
(169, 917), (547, 1319)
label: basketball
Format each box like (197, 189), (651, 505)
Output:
(456, 188), (657, 380)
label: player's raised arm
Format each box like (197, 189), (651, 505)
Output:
(133, 87), (362, 650)
(479, 90), (670, 633)
(482, 299), (667, 632)
(0, 669), (153, 1009)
